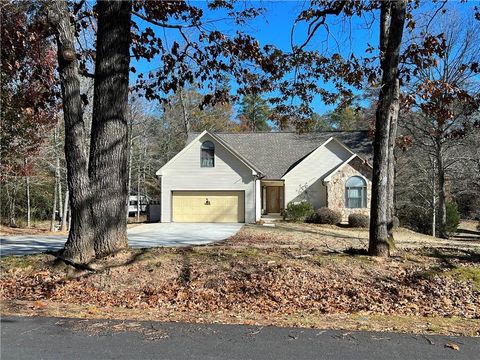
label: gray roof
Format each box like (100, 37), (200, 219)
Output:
(188, 131), (373, 179)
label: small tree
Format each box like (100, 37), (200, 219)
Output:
(238, 94), (271, 132)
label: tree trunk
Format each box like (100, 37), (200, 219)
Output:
(50, 165), (58, 232)
(179, 87), (191, 136)
(60, 188), (69, 231)
(431, 156), (436, 237)
(88, 0), (132, 257)
(57, 161), (63, 223)
(25, 159), (31, 228)
(136, 166), (141, 222)
(126, 121), (133, 220)
(386, 79), (399, 239)
(7, 178), (18, 227)
(436, 138), (448, 238)
(48, 0), (95, 263)
(369, 0), (406, 257)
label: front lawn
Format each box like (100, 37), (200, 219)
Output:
(1, 223), (479, 336)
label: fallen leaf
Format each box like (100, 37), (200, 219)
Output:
(445, 342), (460, 351)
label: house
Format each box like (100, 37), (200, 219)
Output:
(156, 130), (373, 223)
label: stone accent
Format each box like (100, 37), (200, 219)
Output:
(326, 157), (372, 222)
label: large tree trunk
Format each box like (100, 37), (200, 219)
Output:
(369, 0), (406, 257)
(386, 79), (399, 238)
(48, 0), (95, 263)
(88, 0), (132, 257)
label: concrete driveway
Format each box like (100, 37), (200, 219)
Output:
(0, 223), (243, 257)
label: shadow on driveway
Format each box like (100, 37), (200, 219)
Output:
(0, 223), (243, 257)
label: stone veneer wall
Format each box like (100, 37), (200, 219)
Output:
(326, 157), (372, 222)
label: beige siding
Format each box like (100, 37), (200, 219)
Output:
(282, 140), (351, 209)
(161, 134), (256, 223)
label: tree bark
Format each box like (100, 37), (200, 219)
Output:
(88, 0), (132, 257)
(386, 79), (399, 238)
(369, 0), (406, 257)
(48, 0), (95, 263)
(431, 155), (436, 237)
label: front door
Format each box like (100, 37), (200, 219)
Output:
(266, 187), (281, 213)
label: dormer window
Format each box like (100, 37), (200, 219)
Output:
(201, 141), (215, 167)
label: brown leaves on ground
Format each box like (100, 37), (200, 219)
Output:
(1, 224), (479, 335)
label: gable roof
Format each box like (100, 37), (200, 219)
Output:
(186, 130), (373, 179)
(323, 153), (372, 183)
(156, 130), (261, 176)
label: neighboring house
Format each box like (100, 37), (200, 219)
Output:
(156, 130), (373, 223)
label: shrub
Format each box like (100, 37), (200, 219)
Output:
(445, 202), (460, 235)
(397, 205), (432, 235)
(348, 213), (369, 228)
(285, 201), (314, 221)
(308, 207), (342, 225)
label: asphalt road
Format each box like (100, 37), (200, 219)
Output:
(1, 316), (479, 360)
(0, 223), (243, 256)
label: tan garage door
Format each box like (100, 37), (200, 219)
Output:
(172, 191), (245, 223)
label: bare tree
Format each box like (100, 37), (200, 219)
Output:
(369, 0), (407, 256)
(401, 14), (480, 237)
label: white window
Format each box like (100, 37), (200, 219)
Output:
(345, 176), (367, 208)
(201, 141), (215, 167)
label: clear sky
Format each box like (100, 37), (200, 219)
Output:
(131, 0), (477, 116)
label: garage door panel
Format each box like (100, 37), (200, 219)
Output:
(172, 191), (244, 223)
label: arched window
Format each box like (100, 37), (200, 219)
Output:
(201, 141), (215, 167)
(345, 176), (367, 208)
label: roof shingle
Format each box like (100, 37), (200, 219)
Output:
(187, 131), (373, 179)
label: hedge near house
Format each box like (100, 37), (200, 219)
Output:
(348, 213), (370, 228)
(285, 201), (314, 221)
(308, 207), (342, 225)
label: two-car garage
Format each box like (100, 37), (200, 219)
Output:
(171, 191), (245, 223)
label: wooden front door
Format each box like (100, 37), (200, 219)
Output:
(266, 187), (281, 213)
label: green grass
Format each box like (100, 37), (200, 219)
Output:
(0, 255), (41, 269)
(447, 267), (480, 291)
(421, 265), (480, 291)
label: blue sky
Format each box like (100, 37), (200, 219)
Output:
(131, 1), (477, 116)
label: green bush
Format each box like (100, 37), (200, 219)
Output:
(348, 213), (369, 228)
(397, 206), (432, 235)
(285, 201), (314, 221)
(445, 202), (460, 235)
(308, 207), (342, 225)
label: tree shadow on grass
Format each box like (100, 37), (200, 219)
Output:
(423, 247), (480, 268)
